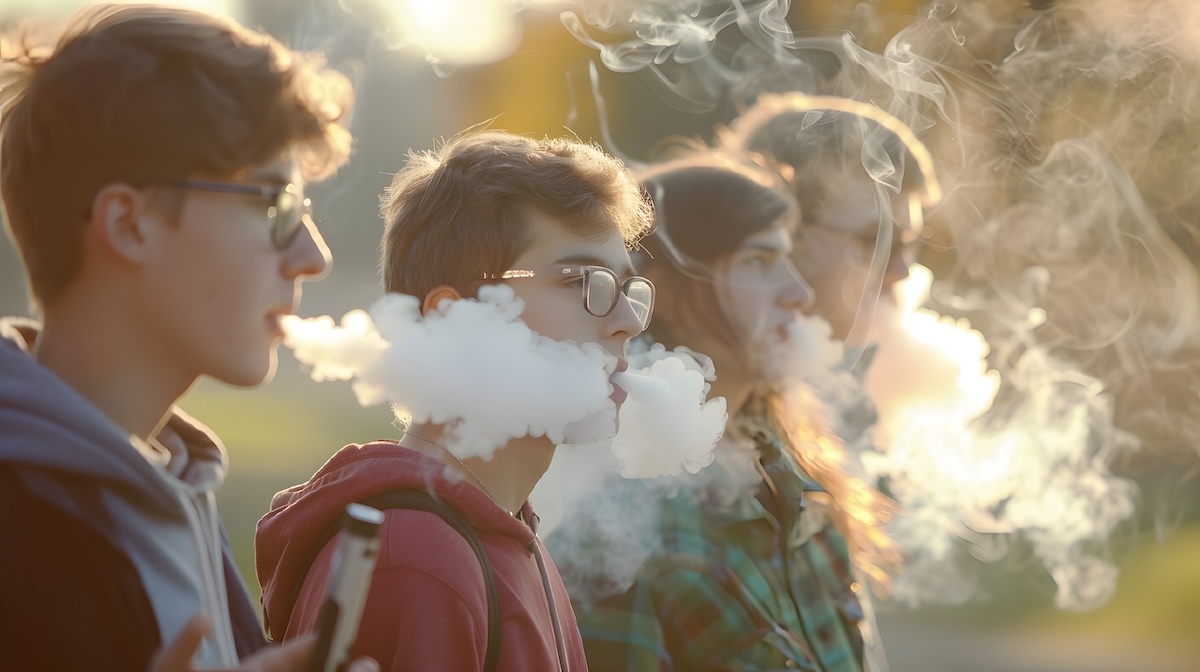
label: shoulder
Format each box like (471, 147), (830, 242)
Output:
(0, 465), (160, 671)
(0, 464), (118, 546)
(374, 507), (492, 601)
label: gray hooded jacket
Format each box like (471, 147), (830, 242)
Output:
(0, 317), (265, 667)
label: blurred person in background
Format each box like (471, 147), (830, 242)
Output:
(724, 107), (928, 348)
(562, 156), (894, 672)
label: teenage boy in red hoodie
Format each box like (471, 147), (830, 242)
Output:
(255, 130), (655, 671)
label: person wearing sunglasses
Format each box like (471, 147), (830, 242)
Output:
(559, 156), (886, 672)
(255, 130), (654, 672)
(0, 5), (377, 672)
(149, 180), (315, 252)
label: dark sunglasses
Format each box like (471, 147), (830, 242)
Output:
(486, 265), (655, 330)
(158, 179), (312, 250)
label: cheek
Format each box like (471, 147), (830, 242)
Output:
(797, 237), (864, 292)
(720, 285), (773, 339)
(512, 285), (588, 341)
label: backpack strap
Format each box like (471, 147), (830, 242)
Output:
(295, 490), (501, 672)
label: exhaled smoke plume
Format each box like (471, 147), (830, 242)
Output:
(534, 339), (729, 600)
(861, 265), (1139, 611)
(283, 285), (616, 459)
(284, 286), (725, 472)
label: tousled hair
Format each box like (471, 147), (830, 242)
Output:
(380, 130), (652, 300)
(0, 3), (353, 308)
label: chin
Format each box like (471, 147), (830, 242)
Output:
(216, 351), (277, 388)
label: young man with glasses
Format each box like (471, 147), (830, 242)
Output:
(256, 130), (654, 671)
(0, 5), (375, 671)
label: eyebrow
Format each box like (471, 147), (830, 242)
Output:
(553, 254), (636, 278)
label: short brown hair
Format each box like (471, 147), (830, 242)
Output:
(0, 4), (353, 307)
(380, 130), (652, 299)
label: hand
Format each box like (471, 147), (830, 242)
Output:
(150, 614), (380, 672)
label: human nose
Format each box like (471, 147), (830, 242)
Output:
(283, 214), (332, 280)
(604, 292), (646, 344)
(779, 262), (816, 313)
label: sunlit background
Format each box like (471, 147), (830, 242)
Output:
(1, 1), (1198, 671)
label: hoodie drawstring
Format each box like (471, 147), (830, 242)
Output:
(178, 486), (239, 665)
(531, 540), (569, 672)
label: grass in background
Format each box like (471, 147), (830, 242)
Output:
(188, 373), (1200, 668)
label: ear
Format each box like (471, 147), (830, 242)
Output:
(422, 285), (462, 315)
(89, 183), (155, 266)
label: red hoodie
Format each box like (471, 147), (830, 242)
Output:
(255, 441), (587, 672)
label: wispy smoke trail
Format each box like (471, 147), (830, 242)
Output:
(560, 0), (795, 111)
(283, 287), (725, 474)
(560, 0), (1168, 611)
(920, 0), (1200, 468)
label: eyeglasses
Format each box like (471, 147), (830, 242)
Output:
(485, 265), (655, 330)
(160, 180), (312, 250)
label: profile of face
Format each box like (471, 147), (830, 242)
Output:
(668, 224), (813, 401)
(794, 174), (922, 344)
(135, 156), (331, 387)
(496, 208), (647, 391)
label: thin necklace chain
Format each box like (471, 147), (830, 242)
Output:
(404, 430), (514, 516)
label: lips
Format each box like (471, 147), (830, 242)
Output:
(610, 358), (629, 405)
(266, 307), (295, 338)
(610, 380), (628, 405)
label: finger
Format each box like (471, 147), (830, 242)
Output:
(241, 634), (315, 672)
(345, 658), (380, 672)
(150, 614), (211, 672)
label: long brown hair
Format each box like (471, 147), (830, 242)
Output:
(639, 152), (898, 590)
(764, 390), (898, 592)
(637, 155), (795, 360)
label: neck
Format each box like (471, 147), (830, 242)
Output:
(709, 372), (755, 421)
(37, 295), (194, 441)
(401, 423), (556, 515)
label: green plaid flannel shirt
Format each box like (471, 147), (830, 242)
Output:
(574, 441), (865, 672)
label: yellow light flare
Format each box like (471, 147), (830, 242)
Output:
(392, 0), (522, 66)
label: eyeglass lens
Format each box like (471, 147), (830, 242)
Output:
(267, 186), (310, 250)
(583, 268), (654, 329)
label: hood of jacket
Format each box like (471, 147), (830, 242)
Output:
(256, 440), (539, 636)
(0, 317), (228, 510)
(0, 317), (245, 666)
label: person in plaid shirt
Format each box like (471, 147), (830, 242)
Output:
(556, 157), (892, 671)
